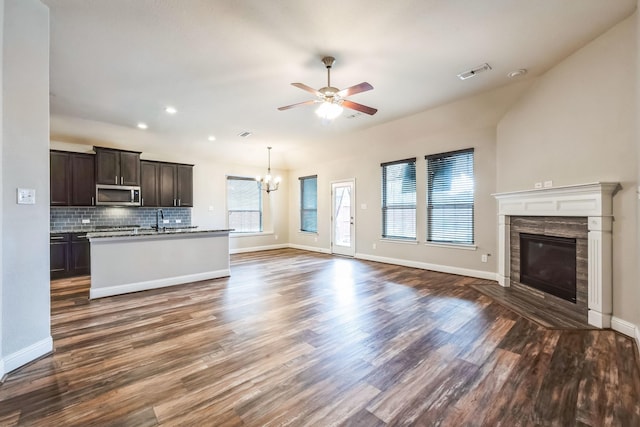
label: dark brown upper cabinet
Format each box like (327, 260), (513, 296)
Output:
(95, 147), (141, 186)
(176, 164), (193, 207)
(159, 163), (177, 207)
(140, 160), (193, 207)
(50, 150), (95, 206)
(50, 151), (71, 206)
(70, 153), (95, 206)
(140, 161), (160, 207)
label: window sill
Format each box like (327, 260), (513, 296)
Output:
(424, 242), (477, 251)
(299, 230), (318, 235)
(230, 231), (273, 238)
(380, 238), (419, 245)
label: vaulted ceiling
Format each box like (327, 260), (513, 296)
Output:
(43, 0), (637, 168)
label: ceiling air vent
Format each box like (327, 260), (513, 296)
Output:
(238, 131), (252, 138)
(457, 63), (492, 80)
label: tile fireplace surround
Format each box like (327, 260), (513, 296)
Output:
(493, 182), (619, 328)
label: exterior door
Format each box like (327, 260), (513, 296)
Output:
(331, 180), (355, 257)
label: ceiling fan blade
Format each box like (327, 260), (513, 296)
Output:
(336, 82), (373, 98)
(342, 100), (377, 115)
(291, 83), (322, 97)
(277, 100), (318, 111)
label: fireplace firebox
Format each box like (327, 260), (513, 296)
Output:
(520, 233), (577, 303)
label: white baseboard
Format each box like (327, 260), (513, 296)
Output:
(230, 244), (289, 254)
(611, 318), (640, 355)
(354, 253), (497, 281)
(90, 269), (230, 299)
(288, 244), (331, 254)
(2, 336), (53, 376)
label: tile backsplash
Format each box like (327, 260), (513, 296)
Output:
(50, 207), (191, 232)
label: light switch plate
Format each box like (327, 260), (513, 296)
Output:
(17, 188), (36, 204)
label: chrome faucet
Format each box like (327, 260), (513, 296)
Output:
(154, 208), (164, 231)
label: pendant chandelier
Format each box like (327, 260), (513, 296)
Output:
(256, 146), (281, 193)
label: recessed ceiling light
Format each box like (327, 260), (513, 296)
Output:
(137, 122), (148, 130)
(165, 106), (177, 114)
(507, 69), (528, 78)
(208, 135), (216, 141)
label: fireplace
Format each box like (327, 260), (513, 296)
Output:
(520, 233), (576, 303)
(493, 182), (618, 328)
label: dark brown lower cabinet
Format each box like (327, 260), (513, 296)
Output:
(50, 233), (90, 279)
(50, 233), (70, 279)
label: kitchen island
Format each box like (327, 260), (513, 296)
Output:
(87, 228), (232, 299)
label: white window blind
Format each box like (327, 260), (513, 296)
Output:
(426, 149), (474, 244)
(381, 158), (417, 240)
(300, 175), (318, 232)
(227, 176), (262, 232)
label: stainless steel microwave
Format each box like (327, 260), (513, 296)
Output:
(95, 184), (141, 206)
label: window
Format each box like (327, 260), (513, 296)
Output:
(299, 175), (318, 232)
(227, 176), (262, 232)
(426, 148), (474, 244)
(381, 158), (417, 240)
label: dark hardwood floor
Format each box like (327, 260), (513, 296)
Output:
(1, 249), (639, 426)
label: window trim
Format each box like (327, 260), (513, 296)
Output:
(381, 157), (417, 240)
(299, 175), (318, 233)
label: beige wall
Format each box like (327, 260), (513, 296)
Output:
(288, 82), (531, 278)
(636, 1), (640, 336)
(497, 15), (638, 325)
(2, 0), (51, 373)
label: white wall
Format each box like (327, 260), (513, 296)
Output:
(0, 0), (5, 376)
(1, 0), (51, 375)
(497, 14), (638, 327)
(288, 82), (531, 278)
(636, 1), (640, 345)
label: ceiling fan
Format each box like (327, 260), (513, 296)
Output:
(278, 56), (377, 118)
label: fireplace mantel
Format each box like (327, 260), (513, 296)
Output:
(493, 182), (619, 328)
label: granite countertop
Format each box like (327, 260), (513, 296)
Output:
(86, 227), (233, 239)
(51, 225), (145, 234)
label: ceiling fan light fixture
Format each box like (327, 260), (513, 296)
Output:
(316, 102), (343, 120)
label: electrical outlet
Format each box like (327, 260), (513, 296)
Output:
(314, 237), (318, 242)
(481, 254), (488, 263)
(372, 243), (377, 250)
(163, 219), (169, 224)
(175, 219), (181, 223)
(274, 234), (278, 240)
(534, 182), (542, 189)
(544, 180), (553, 188)
(81, 219), (90, 224)
(361, 203), (367, 210)
(208, 206), (214, 212)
